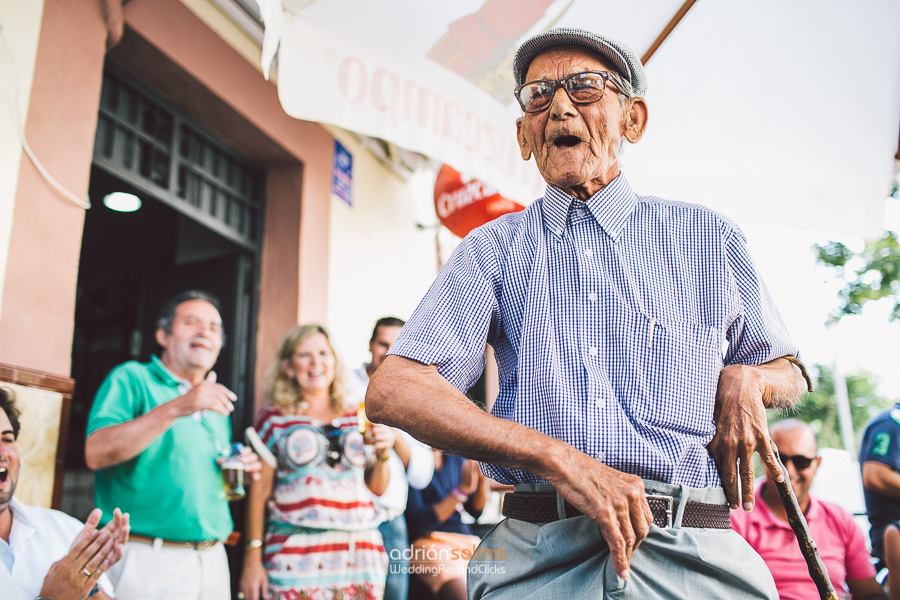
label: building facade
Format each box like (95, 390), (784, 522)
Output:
(0, 0), (443, 513)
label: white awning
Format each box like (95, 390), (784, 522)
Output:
(255, 0), (900, 238)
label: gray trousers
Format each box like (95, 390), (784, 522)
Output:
(468, 481), (777, 600)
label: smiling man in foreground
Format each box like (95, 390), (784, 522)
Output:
(367, 28), (811, 599)
(1, 386), (129, 600)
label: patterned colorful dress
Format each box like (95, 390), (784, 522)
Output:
(255, 406), (387, 600)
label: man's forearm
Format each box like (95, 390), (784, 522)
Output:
(366, 356), (571, 482)
(392, 432), (411, 468)
(85, 403), (180, 470)
(862, 462), (900, 501)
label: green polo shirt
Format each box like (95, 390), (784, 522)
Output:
(86, 356), (233, 541)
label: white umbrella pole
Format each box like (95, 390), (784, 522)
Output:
(832, 359), (857, 459)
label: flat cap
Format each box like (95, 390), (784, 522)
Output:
(512, 27), (647, 97)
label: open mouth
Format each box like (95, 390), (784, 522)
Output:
(0, 467), (7, 483)
(553, 135), (582, 148)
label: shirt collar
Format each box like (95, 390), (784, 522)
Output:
(804, 492), (822, 522)
(541, 174), (637, 241)
(758, 479), (821, 526)
(7, 498), (36, 549)
(751, 481), (786, 530)
(149, 355), (191, 392)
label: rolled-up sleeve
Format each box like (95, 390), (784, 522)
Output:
(388, 231), (502, 394)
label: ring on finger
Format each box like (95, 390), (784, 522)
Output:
(82, 568), (93, 577)
(237, 593), (246, 600)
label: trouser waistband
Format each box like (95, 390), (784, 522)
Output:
(506, 481), (731, 529)
(129, 533), (221, 550)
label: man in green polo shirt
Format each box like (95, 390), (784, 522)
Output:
(85, 290), (261, 600)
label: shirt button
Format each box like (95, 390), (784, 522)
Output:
(584, 248), (594, 257)
(555, 228), (563, 236)
(589, 347), (598, 356)
(587, 292), (597, 302)
(595, 398), (605, 410)
(595, 451), (606, 462)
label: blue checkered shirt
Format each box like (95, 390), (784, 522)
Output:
(389, 175), (799, 487)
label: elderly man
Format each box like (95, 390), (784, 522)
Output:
(367, 28), (810, 599)
(85, 291), (261, 600)
(732, 419), (883, 600)
(1, 386), (129, 600)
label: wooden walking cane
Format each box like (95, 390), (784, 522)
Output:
(768, 439), (840, 600)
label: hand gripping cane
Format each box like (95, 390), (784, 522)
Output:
(768, 439), (839, 600)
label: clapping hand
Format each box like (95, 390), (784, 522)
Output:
(39, 508), (130, 600)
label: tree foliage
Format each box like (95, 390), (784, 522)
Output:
(814, 182), (900, 322)
(769, 364), (896, 449)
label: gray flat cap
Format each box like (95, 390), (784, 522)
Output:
(513, 27), (647, 97)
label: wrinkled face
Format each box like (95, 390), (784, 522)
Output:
(0, 409), (19, 514)
(768, 427), (820, 506)
(283, 332), (336, 396)
(157, 300), (223, 379)
(516, 46), (644, 197)
(369, 325), (402, 372)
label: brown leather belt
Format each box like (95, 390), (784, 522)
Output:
(501, 491), (731, 529)
(129, 533), (221, 550)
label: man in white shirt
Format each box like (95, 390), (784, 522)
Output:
(1, 386), (129, 600)
(353, 317), (434, 600)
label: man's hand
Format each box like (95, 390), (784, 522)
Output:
(239, 445), (263, 482)
(369, 424), (396, 461)
(707, 364), (785, 511)
(173, 371), (236, 417)
(38, 508), (130, 600)
(546, 449), (653, 581)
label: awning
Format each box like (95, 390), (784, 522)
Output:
(254, 0), (900, 238)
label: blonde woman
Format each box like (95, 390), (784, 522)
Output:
(240, 324), (394, 600)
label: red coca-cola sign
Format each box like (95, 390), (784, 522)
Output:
(434, 164), (525, 238)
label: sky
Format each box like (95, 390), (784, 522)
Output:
(741, 198), (900, 400)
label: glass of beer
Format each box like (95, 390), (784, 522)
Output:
(222, 443), (246, 501)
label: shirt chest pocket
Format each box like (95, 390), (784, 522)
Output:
(630, 318), (722, 437)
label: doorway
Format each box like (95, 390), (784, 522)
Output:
(63, 165), (258, 517)
(63, 68), (263, 522)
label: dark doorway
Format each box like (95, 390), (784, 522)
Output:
(63, 165), (257, 520)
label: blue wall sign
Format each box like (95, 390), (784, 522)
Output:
(331, 140), (353, 207)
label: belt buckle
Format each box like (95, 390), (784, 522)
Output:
(646, 494), (674, 529)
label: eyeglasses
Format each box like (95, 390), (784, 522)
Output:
(514, 71), (623, 114)
(781, 454), (817, 470)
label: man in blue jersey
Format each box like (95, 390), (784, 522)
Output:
(860, 404), (900, 599)
(367, 28), (811, 599)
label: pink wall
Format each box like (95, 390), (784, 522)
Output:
(123, 0), (333, 318)
(122, 0), (335, 407)
(1, 0), (335, 411)
(0, 0), (107, 375)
